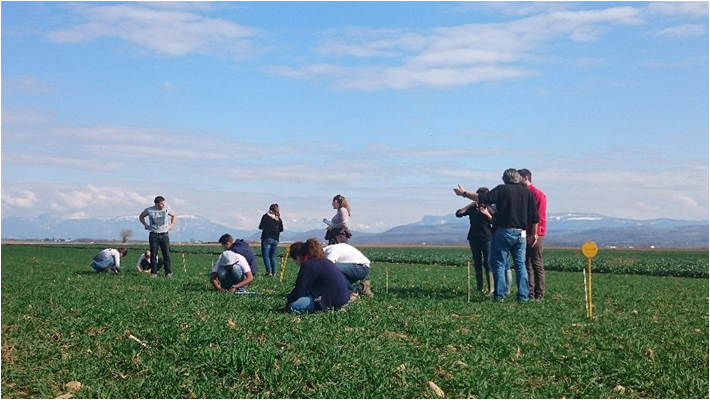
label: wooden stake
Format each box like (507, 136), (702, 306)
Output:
(386, 267), (389, 295)
(182, 253), (186, 273)
(467, 262), (471, 303)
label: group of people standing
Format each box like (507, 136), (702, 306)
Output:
(454, 168), (547, 302)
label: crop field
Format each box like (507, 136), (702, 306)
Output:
(1, 244), (708, 398)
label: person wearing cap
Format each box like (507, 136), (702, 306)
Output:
(210, 250), (254, 293)
(91, 248), (128, 274)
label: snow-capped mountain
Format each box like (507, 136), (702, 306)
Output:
(1, 212), (707, 248)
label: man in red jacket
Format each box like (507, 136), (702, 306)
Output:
(519, 169), (547, 301)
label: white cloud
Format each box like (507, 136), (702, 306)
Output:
(1, 75), (53, 95)
(1, 107), (57, 125)
(645, 2), (709, 18)
(655, 23), (707, 38)
(454, 2), (575, 17)
(47, 3), (259, 59)
(1, 189), (39, 209)
(267, 6), (643, 90)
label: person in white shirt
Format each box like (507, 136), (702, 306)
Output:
(91, 248), (127, 274)
(324, 243), (373, 298)
(210, 250), (254, 293)
(136, 250), (163, 273)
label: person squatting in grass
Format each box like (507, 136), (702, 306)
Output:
(454, 168), (539, 302)
(324, 243), (374, 300)
(456, 187), (495, 295)
(135, 250), (164, 274)
(219, 233), (260, 277)
(210, 250), (254, 293)
(324, 194), (352, 244)
(139, 195), (177, 278)
(91, 248), (128, 274)
(258, 203), (284, 277)
(285, 238), (351, 314)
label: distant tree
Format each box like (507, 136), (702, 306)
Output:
(120, 229), (133, 243)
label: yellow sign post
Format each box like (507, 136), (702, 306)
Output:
(279, 244), (291, 282)
(582, 241), (598, 318)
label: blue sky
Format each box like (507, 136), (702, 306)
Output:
(2, 1), (708, 233)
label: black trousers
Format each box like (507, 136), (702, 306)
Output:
(149, 232), (172, 275)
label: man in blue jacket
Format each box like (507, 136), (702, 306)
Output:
(218, 233), (259, 277)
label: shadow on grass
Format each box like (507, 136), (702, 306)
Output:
(384, 287), (491, 302)
(75, 269), (119, 276)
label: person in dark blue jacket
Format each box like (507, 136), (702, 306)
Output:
(258, 203), (284, 277)
(285, 238), (350, 314)
(219, 234), (259, 277)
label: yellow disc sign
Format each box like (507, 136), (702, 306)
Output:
(582, 241), (598, 259)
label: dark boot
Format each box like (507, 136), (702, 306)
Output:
(475, 268), (484, 292)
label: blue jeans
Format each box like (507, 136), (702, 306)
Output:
(289, 293), (315, 314)
(490, 228), (529, 301)
(149, 232), (172, 275)
(92, 258), (114, 272)
(216, 265), (247, 290)
(335, 263), (370, 285)
(261, 238), (279, 275)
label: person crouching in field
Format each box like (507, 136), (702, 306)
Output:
(136, 250), (163, 274)
(219, 234), (260, 277)
(324, 243), (374, 299)
(285, 238), (351, 314)
(210, 250), (254, 293)
(91, 248), (128, 274)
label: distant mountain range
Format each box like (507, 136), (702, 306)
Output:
(2, 212), (707, 249)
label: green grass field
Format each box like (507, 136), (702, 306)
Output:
(1, 244), (708, 398)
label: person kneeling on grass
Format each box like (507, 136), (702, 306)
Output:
(136, 250), (163, 274)
(285, 238), (351, 314)
(210, 250), (254, 293)
(91, 248), (128, 274)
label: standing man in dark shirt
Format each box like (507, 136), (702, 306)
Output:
(454, 168), (539, 302)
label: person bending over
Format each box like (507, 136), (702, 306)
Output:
(91, 248), (127, 274)
(210, 250), (254, 293)
(285, 238), (351, 314)
(324, 243), (373, 298)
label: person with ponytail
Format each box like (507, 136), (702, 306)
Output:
(258, 203), (284, 277)
(324, 194), (352, 244)
(285, 238), (351, 314)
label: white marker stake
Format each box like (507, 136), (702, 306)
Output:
(182, 253), (186, 273)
